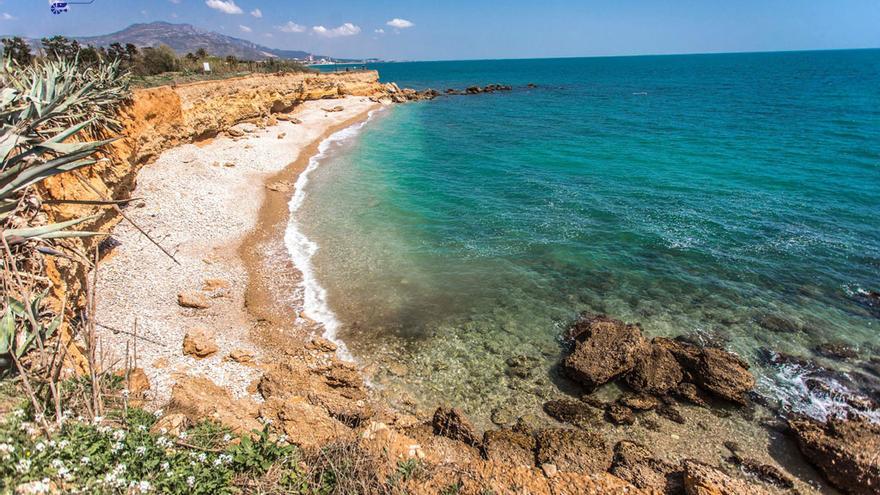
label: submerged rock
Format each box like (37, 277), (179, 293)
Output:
(535, 428), (612, 474)
(605, 404), (636, 425)
(543, 399), (598, 428)
(482, 428), (536, 467)
(788, 414), (880, 495)
(562, 314), (649, 389)
(814, 342), (859, 360)
(756, 314), (802, 334)
(619, 393), (660, 411)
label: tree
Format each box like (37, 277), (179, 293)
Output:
(125, 43), (139, 62)
(79, 45), (101, 66)
(41, 35), (80, 61)
(135, 45), (179, 75)
(184, 52), (198, 63)
(195, 47), (208, 59)
(1, 37), (33, 66)
(225, 55), (237, 65)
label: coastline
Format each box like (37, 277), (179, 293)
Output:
(94, 96), (382, 403)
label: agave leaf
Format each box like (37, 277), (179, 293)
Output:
(3, 214), (97, 239)
(0, 309), (13, 355)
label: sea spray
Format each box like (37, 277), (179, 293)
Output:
(284, 108), (384, 360)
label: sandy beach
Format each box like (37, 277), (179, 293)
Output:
(94, 96), (380, 404)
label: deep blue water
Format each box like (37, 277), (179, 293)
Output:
(295, 51), (880, 420)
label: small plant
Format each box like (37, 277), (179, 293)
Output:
(440, 481), (464, 495)
(229, 425), (297, 475)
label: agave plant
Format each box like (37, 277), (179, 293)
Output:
(0, 56), (130, 242)
(0, 291), (60, 373)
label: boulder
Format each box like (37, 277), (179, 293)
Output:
(656, 404), (686, 425)
(683, 460), (770, 495)
(167, 375), (261, 435)
(482, 428), (536, 467)
(611, 441), (683, 492)
(151, 412), (188, 436)
(542, 399), (598, 428)
(535, 428), (612, 474)
(307, 391), (373, 427)
(322, 105), (344, 112)
(260, 397), (350, 449)
(675, 382), (709, 407)
(177, 290), (210, 309)
(182, 328), (219, 358)
(433, 407), (481, 446)
(605, 404), (635, 425)
(788, 415), (880, 495)
(114, 367), (150, 403)
(562, 315), (649, 389)
(624, 340), (684, 394)
(226, 349), (256, 364)
(658, 338), (754, 405)
(619, 393), (659, 411)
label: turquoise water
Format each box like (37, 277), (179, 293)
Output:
(293, 51), (880, 421)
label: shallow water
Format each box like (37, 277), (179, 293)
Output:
(293, 51), (880, 423)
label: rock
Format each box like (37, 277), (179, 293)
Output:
(562, 314), (649, 389)
(308, 391), (373, 427)
(182, 328), (219, 358)
(624, 340), (684, 394)
(322, 105), (344, 112)
(202, 278), (230, 291)
(726, 452), (794, 489)
(115, 367), (150, 398)
(541, 463), (558, 478)
(659, 338), (755, 405)
(656, 404), (686, 424)
(528, 83), (538, 88)
(359, 422), (424, 461)
(290, 118), (302, 124)
(683, 460), (771, 495)
(151, 412), (188, 436)
(260, 396), (350, 449)
(543, 399), (598, 428)
(226, 128), (245, 137)
(611, 441), (683, 492)
(276, 132), (286, 139)
(605, 404), (636, 425)
(535, 428), (612, 474)
(619, 393), (659, 411)
(266, 181), (291, 193)
(223, 161), (235, 168)
(226, 349), (256, 364)
(757, 314), (802, 333)
(814, 342), (859, 360)
(433, 407), (481, 446)
(788, 414), (880, 495)
(305, 337), (338, 353)
(323, 361), (363, 389)
(482, 428), (536, 467)
(177, 290), (210, 309)
(675, 382), (709, 407)
(466, 86), (482, 94)
(506, 354), (540, 379)
(167, 375), (261, 435)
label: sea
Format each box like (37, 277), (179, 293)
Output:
(294, 50), (880, 426)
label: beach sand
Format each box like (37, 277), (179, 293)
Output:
(94, 96), (380, 404)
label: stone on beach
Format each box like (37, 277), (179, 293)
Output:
(167, 375), (262, 435)
(656, 337), (755, 405)
(182, 327), (219, 358)
(177, 290), (210, 309)
(226, 348), (255, 363)
(611, 440), (683, 493)
(624, 339), (684, 394)
(535, 428), (612, 474)
(682, 460), (771, 495)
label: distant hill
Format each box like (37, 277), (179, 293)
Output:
(75, 22), (317, 61)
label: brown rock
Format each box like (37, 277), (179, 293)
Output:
(276, 132), (286, 139)
(182, 328), (219, 358)
(619, 393), (659, 411)
(535, 428), (612, 474)
(656, 403), (686, 424)
(226, 349), (256, 364)
(659, 338), (755, 405)
(167, 375), (261, 435)
(151, 412), (188, 436)
(683, 460), (770, 495)
(202, 278), (230, 291)
(543, 399), (598, 428)
(226, 128), (245, 137)
(788, 415), (880, 495)
(611, 441), (683, 493)
(322, 105), (344, 112)
(675, 382), (709, 407)
(177, 290), (210, 309)
(115, 367), (150, 399)
(814, 342), (859, 360)
(260, 396), (350, 449)
(433, 407), (480, 446)
(323, 361), (364, 389)
(562, 314), (649, 389)
(305, 337), (338, 353)
(307, 391), (373, 427)
(482, 428), (536, 467)
(624, 340), (684, 394)
(605, 404), (636, 425)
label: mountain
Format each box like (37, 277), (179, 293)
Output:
(73, 22), (319, 61)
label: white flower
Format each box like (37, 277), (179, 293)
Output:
(12, 409), (25, 419)
(277, 434), (288, 445)
(137, 480), (152, 492)
(213, 457), (222, 466)
(122, 389), (130, 398)
(51, 459), (65, 469)
(93, 416), (104, 424)
(15, 458), (31, 473)
(222, 434), (232, 443)
(196, 452), (207, 463)
(178, 431), (187, 440)
(157, 436), (172, 449)
(137, 425), (147, 432)
(136, 446), (147, 455)
(34, 413), (44, 422)
(34, 441), (46, 452)
(159, 427), (168, 435)
(160, 462), (169, 471)
(27, 479), (50, 494)
(58, 440), (70, 449)
(0, 443), (14, 460)
(186, 476), (195, 487)
(153, 409), (164, 418)
(111, 442), (124, 453)
(80, 456), (90, 465)
(112, 430), (126, 441)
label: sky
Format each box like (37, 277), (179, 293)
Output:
(0, 0), (878, 61)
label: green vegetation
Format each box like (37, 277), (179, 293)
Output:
(0, 35), (315, 89)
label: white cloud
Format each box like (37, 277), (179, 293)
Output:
(386, 18), (414, 29)
(277, 21), (306, 33)
(239, 24), (252, 32)
(1, 13), (16, 20)
(312, 23), (361, 38)
(168, 0), (182, 4)
(250, 8), (262, 18)
(374, 28), (385, 34)
(205, 0), (242, 14)
(171, 12), (179, 18)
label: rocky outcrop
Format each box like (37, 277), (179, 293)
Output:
(683, 460), (771, 495)
(655, 337), (754, 405)
(542, 399), (598, 428)
(260, 396), (351, 450)
(166, 375), (261, 435)
(432, 407), (481, 446)
(611, 441), (683, 493)
(182, 328), (219, 358)
(788, 415), (880, 494)
(535, 428), (612, 474)
(562, 314), (649, 389)
(482, 427), (536, 466)
(624, 340), (684, 394)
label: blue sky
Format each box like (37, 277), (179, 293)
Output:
(1, 0), (878, 60)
